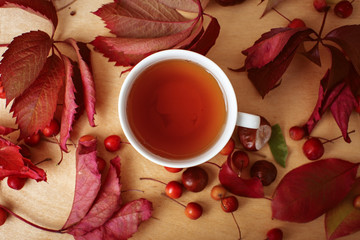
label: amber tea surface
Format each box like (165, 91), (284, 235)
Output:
(126, 59), (227, 159)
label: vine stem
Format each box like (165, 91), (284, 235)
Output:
(139, 177), (167, 185)
(0, 205), (64, 233)
(318, 8), (329, 41)
(231, 212), (242, 240)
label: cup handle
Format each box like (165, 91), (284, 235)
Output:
(236, 112), (260, 129)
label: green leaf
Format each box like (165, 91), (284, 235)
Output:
(268, 124), (288, 168)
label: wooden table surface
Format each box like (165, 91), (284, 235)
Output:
(1, 0), (360, 239)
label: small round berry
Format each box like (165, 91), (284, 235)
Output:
(164, 166), (183, 173)
(42, 119), (60, 137)
(185, 202), (203, 220)
(181, 166), (208, 192)
(266, 228), (283, 240)
(250, 160), (277, 186)
(220, 138), (235, 155)
(288, 18), (306, 28)
(24, 133), (41, 146)
(96, 157), (106, 173)
(334, 0), (353, 18)
(289, 126), (306, 140)
(79, 135), (96, 142)
(165, 181), (183, 199)
(104, 135), (122, 152)
(211, 185), (227, 201)
(231, 150), (250, 173)
(7, 176), (27, 190)
(313, 0), (328, 12)
(302, 137), (324, 160)
(0, 208), (7, 226)
(353, 195), (360, 209)
(221, 196), (239, 212)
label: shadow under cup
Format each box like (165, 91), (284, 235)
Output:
(118, 50), (238, 168)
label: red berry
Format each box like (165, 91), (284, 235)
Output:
(181, 166), (208, 192)
(221, 196), (239, 212)
(79, 135), (96, 142)
(0, 86), (5, 99)
(266, 228), (283, 240)
(165, 181), (183, 199)
(289, 126), (306, 140)
(353, 195), (360, 209)
(313, 0), (328, 12)
(164, 166), (183, 173)
(185, 202), (203, 220)
(288, 18), (306, 28)
(0, 208), (7, 226)
(231, 150), (249, 173)
(96, 157), (106, 173)
(7, 176), (27, 190)
(24, 133), (41, 146)
(42, 119), (60, 137)
(104, 135), (122, 152)
(334, 0), (353, 18)
(211, 185), (227, 201)
(220, 138), (235, 155)
(302, 137), (324, 160)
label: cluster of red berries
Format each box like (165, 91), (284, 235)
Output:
(314, 0), (355, 18)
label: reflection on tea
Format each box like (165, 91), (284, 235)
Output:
(126, 60), (226, 159)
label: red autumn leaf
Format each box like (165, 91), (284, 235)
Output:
(301, 42), (321, 67)
(66, 157), (122, 236)
(0, 126), (16, 135)
(219, 153), (264, 198)
(156, 0), (209, 12)
(92, 0), (219, 66)
(10, 54), (64, 139)
(238, 27), (314, 97)
(74, 199), (152, 240)
(62, 137), (102, 229)
(65, 39), (96, 127)
(325, 178), (360, 240)
(59, 56), (78, 152)
(325, 25), (360, 76)
(271, 159), (359, 223)
(0, 136), (46, 181)
(0, 0), (58, 32)
(303, 45), (359, 142)
(0, 30), (53, 103)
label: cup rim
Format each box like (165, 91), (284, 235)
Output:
(118, 49), (237, 168)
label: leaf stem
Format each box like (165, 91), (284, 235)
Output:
(272, 8), (291, 22)
(322, 130), (356, 144)
(231, 212), (242, 240)
(139, 177), (167, 185)
(205, 161), (221, 169)
(318, 8), (329, 42)
(0, 205), (63, 233)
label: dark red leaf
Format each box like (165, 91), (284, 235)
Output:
(325, 178), (360, 240)
(62, 137), (101, 229)
(272, 159), (359, 223)
(325, 25), (360, 76)
(10, 54), (64, 139)
(188, 15), (220, 55)
(219, 154), (264, 198)
(65, 39), (96, 127)
(66, 157), (122, 236)
(59, 56), (78, 152)
(0, 30), (52, 103)
(0, 137), (46, 181)
(301, 42), (321, 67)
(239, 28), (314, 97)
(0, 126), (16, 135)
(0, 0), (58, 31)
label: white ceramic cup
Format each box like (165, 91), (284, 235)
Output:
(118, 49), (260, 168)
